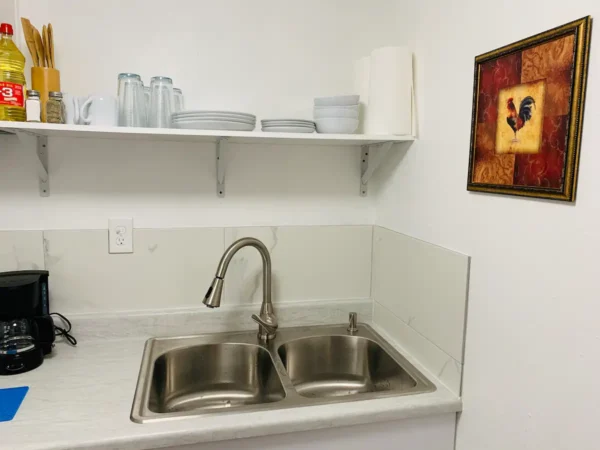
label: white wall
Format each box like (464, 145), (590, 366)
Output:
(0, 0), (402, 231)
(0, 0), (16, 25)
(378, 1), (600, 449)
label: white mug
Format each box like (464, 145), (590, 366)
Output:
(81, 95), (118, 126)
(63, 94), (87, 125)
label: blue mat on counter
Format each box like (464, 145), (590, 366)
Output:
(0, 386), (29, 422)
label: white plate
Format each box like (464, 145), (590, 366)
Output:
(262, 126), (315, 133)
(262, 123), (314, 127)
(174, 121), (255, 131)
(172, 116), (255, 125)
(314, 95), (360, 107)
(173, 114), (255, 121)
(174, 110), (255, 118)
(261, 121), (315, 127)
(262, 119), (314, 124)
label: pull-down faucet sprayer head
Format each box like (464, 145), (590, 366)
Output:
(202, 277), (224, 308)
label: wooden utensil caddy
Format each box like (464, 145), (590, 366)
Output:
(32, 67), (60, 122)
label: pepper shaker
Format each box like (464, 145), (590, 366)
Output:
(46, 91), (66, 124)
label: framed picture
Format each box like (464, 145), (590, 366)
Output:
(467, 16), (592, 201)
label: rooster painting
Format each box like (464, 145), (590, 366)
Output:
(506, 96), (536, 142)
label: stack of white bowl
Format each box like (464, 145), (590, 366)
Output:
(313, 95), (360, 134)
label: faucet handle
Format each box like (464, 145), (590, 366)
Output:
(347, 312), (358, 334)
(251, 314), (278, 341)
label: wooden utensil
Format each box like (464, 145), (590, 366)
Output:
(20, 17), (38, 66)
(32, 26), (46, 68)
(42, 25), (49, 68)
(48, 23), (55, 69)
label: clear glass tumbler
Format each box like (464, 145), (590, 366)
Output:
(148, 76), (174, 128)
(117, 73), (146, 127)
(173, 88), (184, 113)
(144, 86), (151, 125)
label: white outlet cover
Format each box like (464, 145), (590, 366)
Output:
(109, 218), (133, 254)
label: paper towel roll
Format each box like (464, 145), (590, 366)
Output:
(353, 56), (370, 134)
(364, 46), (413, 136)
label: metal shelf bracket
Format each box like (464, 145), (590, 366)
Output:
(16, 132), (49, 197)
(360, 141), (394, 196)
(216, 137), (228, 197)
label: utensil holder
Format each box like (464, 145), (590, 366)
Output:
(31, 67), (61, 122)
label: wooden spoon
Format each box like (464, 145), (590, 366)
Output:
(20, 18), (38, 66)
(48, 23), (55, 69)
(32, 25), (46, 68)
(42, 25), (49, 68)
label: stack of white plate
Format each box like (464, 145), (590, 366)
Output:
(313, 95), (360, 133)
(261, 119), (315, 133)
(171, 111), (256, 131)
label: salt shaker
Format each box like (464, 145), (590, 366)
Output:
(46, 91), (66, 124)
(26, 90), (41, 122)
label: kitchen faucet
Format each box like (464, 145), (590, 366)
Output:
(203, 237), (278, 341)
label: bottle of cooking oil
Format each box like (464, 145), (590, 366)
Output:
(0, 23), (26, 122)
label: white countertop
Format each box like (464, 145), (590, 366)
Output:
(1, 312), (461, 450)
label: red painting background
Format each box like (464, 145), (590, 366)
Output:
(472, 34), (575, 189)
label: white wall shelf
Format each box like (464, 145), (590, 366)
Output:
(0, 121), (414, 197)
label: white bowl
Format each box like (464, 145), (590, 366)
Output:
(315, 118), (359, 134)
(313, 107), (359, 119)
(314, 95), (360, 107)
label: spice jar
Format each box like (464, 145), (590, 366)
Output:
(46, 91), (65, 124)
(26, 90), (41, 122)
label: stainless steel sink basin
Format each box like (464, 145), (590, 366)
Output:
(149, 343), (285, 413)
(131, 324), (435, 423)
(278, 335), (418, 398)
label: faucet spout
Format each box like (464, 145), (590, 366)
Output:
(203, 237), (278, 341)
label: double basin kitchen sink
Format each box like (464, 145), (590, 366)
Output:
(131, 322), (435, 423)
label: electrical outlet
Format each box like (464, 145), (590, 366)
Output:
(109, 218), (133, 254)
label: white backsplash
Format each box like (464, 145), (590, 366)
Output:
(23, 225), (373, 314)
(43, 228), (225, 313)
(0, 231), (45, 272)
(0, 225), (471, 393)
(371, 226), (470, 395)
(223, 226), (373, 305)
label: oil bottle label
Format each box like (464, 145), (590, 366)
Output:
(0, 81), (25, 107)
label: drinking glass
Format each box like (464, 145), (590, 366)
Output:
(144, 86), (151, 125)
(148, 76), (174, 128)
(173, 88), (184, 113)
(117, 73), (145, 127)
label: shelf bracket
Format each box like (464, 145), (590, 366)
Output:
(360, 141), (394, 196)
(16, 132), (49, 197)
(216, 137), (228, 198)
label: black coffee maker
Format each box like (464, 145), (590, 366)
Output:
(0, 271), (55, 375)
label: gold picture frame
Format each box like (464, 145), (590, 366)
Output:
(467, 16), (592, 202)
